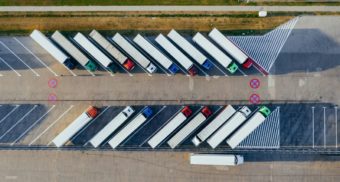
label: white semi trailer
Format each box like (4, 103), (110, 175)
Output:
(133, 34), (179, 74)
(167, 29), (213, 70)
(89, 30), (135, 71)
(52, 106), (98, 147)
(147, 106), (193, 149)
(30, 30), (75, 70)
(73, 32), (117, 73)
(191, 105), (236, 146)
(155, 34), (198, 76)
(209, 28), (253, 69)
(207, 106), (252, 149)
(190, 154), (244, 166)
(167, 107), (212, 149)
(108, 107), (153, 149)
(112, 33), (157, 74)
(193, 32), (238, 74)
(226, 106), (271, 149)
(51, 30), (97, 72)
(89, 106), (135, 148)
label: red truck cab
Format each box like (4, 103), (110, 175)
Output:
(181, 106), (193, 118)
(86, 106), (98, 118)
(201, 106), (212, 118)
(242, 58), (253, 69)
(123, 58), (135, 71)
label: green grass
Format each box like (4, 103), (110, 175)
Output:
(1, 0), (340, 6)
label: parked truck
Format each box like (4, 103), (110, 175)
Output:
(89, 106), (135, 148)
(89, 30), (135, 71)
(226, 106), (271, 149)
(167, 107), (212, 149)
(108, 107), (153, 149)
(190, 154), (244, 166)
(73, 32), (116, 73)
(209, 28), (253, 69)
(207, 106), (251, 149)
(52, 106), (98, 147)
(112, 33), (157, 73)
(147, 106), (193, 149)
(192, 32), (238, 74)
(30, 30), (75, 70)
(192, 105), (236, 146)
(51, 31), (97, 72)
(133, 34), (179, 74)
(167, 29), (213, 70)
(155, 34), (198, 76)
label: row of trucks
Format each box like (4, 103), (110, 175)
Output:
(51, 105), (270, 149)
(30, 28), (254, 75)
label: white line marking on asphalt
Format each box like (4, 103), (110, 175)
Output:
(323, 107), (326, 148)
(102, 106), (148, 147)
(0, 105), (38, 141)
(31, 105), (74, 146)
(335, 106), (338, 148)
(238, 68), (247, 76)
(312, 106), (315, 148)
(139, 106), (184, 147)
(13, 37), (59, 77)
(0, 105), (20, 125)
(0, 41), (40, 76)
(11, 105), (56, 145)
(71, 106), (111, 144)
(123, 106), (167, 147)
(209, 61), (228, 76)
(0, 57), (21, 76)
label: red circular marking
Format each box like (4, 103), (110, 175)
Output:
(249, 78), (260, 89)
(249, 94), (260, 104)
(48, 93), (57, 103)
(48, 78), (58, 88)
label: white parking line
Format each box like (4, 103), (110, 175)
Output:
(30, 105), (74, 146)
(139, 106), (184, 147)
(10, 105), (56, 145)
(13, 37), (59, 77)
(323, 107), (326, 148)
(0, 57), (21, 76)
(0, 41), (40, 76)
(193, 63), (209, 77)
(312, 106), (314, 148)
(71, 106), (111, 144)
(209, 61), (228, 76)
(0, 105), (20, 125)
(238, 68), (247, 76)
(335, 106), (338, 148)
(0, 105), (38, 141)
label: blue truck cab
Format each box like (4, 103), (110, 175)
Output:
(64, 58), (76, 70)
(142, 107), (153, 118)
(169, 64), (180, 74)
(202, 59), (213, 70)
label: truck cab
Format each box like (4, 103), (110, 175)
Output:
(188, 66), (198, 76)
(107, 63), (117, 73)
(201, 107), (212, 118)
(123, 59), (135, 71)
(169, 64), (180, 74)
(259, 106), (271, 117)
(64, 59), (76, 70)
(122, 106), (135, 117)
(86, 106), (98, 118)
(84, 60), (98, 72)
(239, 106), (251, 116)
(146, 63), (157, 73)
(202, 59), (213, 70)
(181, 106), (192, 117)
(243, 58), (253, 69)
(142, 107), (153, 118)
(227, 63), (238, 74)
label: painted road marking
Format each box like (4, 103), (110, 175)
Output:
(13, 37), (59, 77)
(123, 106), (168, 147)
(0, 57), (21, 76)
(0, 105), (38, 141)
(238, 68), (247, 76)
(208, 60), (228, 77)
(31, 105), (74, 146)
(323, 107), (326, 148)
(312, 107), (315, 148)
(336, 107), (338, 148)
(70, 106), (111, 145)
(11, 105), (56, 145)
(139, 106), (185, 147)
(0, 41), (40, 76)
(0, 105), (20, 125)
(101, 106), (148, 147)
